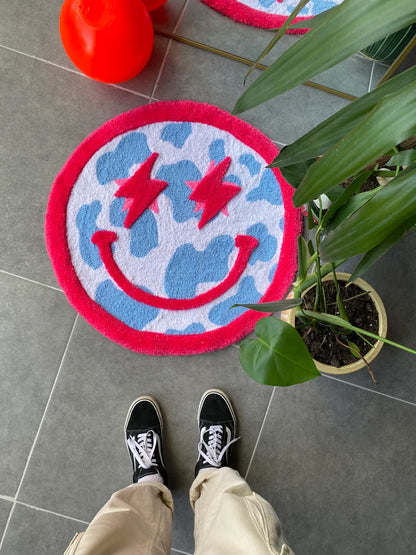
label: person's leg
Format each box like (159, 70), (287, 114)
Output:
(64, 396), (173, 555)
(190, 389), (294, 555)
(65, 482), (173, 555)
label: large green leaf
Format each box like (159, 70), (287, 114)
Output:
(323, 189), (380, 234)
(239, 317), (320, 386)
(349, 219), (416, 281)
(320, 167), (416, 259)
(321, 172), (372, 229)
(293, 81), (416, 206)
(270, 67), (416, 168)
(233, 0), (416, 114)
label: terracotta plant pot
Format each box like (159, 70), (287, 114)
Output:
(287, 272), (388, 375)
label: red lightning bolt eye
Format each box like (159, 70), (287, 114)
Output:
(114, 152), (168, 229)
(188, 156), (241, 229)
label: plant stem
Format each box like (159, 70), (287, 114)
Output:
(313, 198), (326, 312)
(332, 265), (349, 321)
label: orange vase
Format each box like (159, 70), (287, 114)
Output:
(60, 0), (154, 83)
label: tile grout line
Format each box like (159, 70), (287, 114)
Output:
(0, 43), (151, 100)
(0, 269), (63, 293)
(12, 500), (90, 526)
(0, 315), (79, 552)
(243, 387), (276, 481)
(149, 0), (191, 101)
(321, 374), (416, 407)
(149, 37), (174, 102)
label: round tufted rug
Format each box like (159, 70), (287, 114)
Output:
(45, 101), (301, 355)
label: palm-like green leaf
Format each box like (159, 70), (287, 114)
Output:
(303, 310), (416, 355)
(349, 219), (416, 281)
(232, 299), (302, 313)
(269, 67), (416, 169)
(233, 0), (416, 114)
(293, 81), (416, 206)
(239, 317), (320, 386)
(320, 167), (416, 259)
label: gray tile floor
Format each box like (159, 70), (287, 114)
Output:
(0, 1), (414, 554)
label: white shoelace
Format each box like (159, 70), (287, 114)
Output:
(127, 430), (159, 470)
(197, 425), (239, 467)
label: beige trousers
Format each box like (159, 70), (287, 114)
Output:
(64, 468), (294, 555)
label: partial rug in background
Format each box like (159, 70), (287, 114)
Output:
(200, 0), (343, 31)
(45, 101), (301, 355)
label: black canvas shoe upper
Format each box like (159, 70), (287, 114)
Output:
(195, 389), (239, 476)
(125, 396), (168, 485)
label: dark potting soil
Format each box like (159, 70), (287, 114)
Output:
(296, 280), (379, 367)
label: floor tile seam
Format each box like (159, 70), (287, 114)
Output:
(321, 373), (416, 407)
(149, 0), (191, 101)
(0, 269), (63, 293)
(149, 37), (174, 100)
(15, 500), (90, 526)
(0, 315), (79, 551)
(0, 43), (151, 100)
(13, 315), (79, 501)
(243, 387), (276, 481)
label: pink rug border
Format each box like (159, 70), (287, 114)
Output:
(45, 100), (302, 355)
(200, 0), (312, 32)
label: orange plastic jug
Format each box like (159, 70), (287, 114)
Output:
(60, 0), (154, 83)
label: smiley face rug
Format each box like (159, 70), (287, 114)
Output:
(200, 0), (344, 31)
(45, 101), (301, 355)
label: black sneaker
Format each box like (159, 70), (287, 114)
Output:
(124, 396), (168, 485)
(195, 389), (239, 476)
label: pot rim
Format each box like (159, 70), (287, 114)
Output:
(286, 271), (388, 375)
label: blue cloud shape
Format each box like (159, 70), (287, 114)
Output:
(258, 0), (275, 8)
(246, 169), (282, 206)
(239, 153), (261, 176)
(166, 323), (206, 335)
(156, 160), (202, 223)
(164, 235), (234, 299)
(95, 280), (159, 331)
(208, 276), (261, 326)
(110, 199), (159, 258)
(96, 132), (151, 185)
(209, 139), (226, 163)
(247, 223), (277, 265)
(161, 122), (192, 148)
(76, 201), (103, 270)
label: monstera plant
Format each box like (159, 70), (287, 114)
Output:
(231, 0), (416, 387)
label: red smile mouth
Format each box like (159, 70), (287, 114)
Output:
(91, 231), (259, 310)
